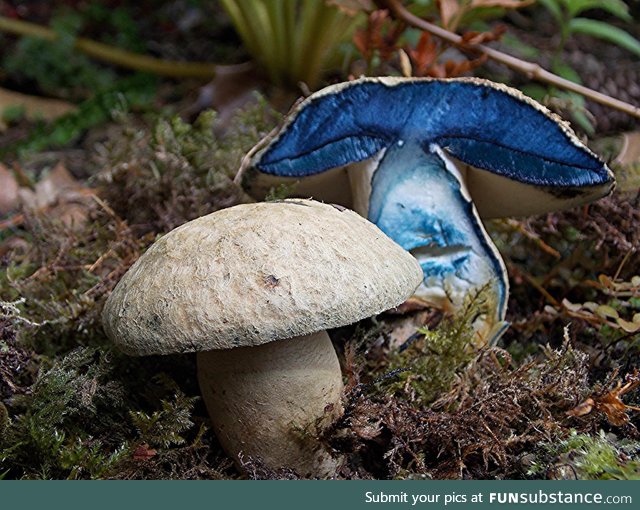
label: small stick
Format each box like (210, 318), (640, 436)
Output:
(376, 0), (640, 120)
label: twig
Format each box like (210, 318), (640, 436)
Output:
(375, 0), (640, 120)
(508, 263), (560, 307)
(0, 15), (250, 79)
(504, 218), (561, 259)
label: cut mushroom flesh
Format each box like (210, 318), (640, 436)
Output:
(351, 140), (508, 343)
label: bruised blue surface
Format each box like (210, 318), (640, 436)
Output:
(256, 80), (610, 188)
(368, 141), (508, 315)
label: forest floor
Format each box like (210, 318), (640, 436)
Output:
(1, 1), (639, 480)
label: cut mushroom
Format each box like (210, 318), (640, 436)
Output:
(236, 77), (615, 345)
(102, 199), (422, 478)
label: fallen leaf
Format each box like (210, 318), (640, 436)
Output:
(17, 162), (93, 229)
(132, 443), (157, 461)
(407, 32), (439, 77)
(0, 87), (77, 123)
(566, 398), (594, 418)
(567, 369), (640, 426)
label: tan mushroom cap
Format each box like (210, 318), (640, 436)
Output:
(102, 199), (422, 355)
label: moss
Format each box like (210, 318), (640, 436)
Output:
(529, 430), (640, 480)
(0, 345), (215, 479)
(97, 102), (275, 232)
(332, 328), (594, 479)
(129, 375), (198, 449)
(0, 74), (158, 158)
(0, 207), (151, 355)
(0, 347), (128, 478)
(383, 296), (485, 405)
(0, 402), (7, 440)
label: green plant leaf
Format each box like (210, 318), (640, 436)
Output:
(520, 84), (549, 101)
(551, 61), (582, 83)
(501, 32), (541, 59)
(539, 0), (563, 23)
(568, 18), (640, 56)
(563, 0), (631, 21)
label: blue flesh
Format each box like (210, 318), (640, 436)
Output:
(368, 141), (508, 327)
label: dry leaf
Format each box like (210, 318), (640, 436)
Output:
(353, 9), (407, 64)
(132, 443), (157, 461)
(0, 163), (19, 215)
(407, 32), (439, 77)
(567, 370), (640, 426)
(18, 162), (92, 229)
(566, 398), (594, 418)
(353, 10), (388, 60)
(0, 87), (76, 123)
(460, 24), (507, 45)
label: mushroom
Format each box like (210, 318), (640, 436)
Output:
(102, 199), (422, 478)
(236, 77), (615, 344)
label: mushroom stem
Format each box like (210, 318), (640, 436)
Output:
(197, 331), (343, 478)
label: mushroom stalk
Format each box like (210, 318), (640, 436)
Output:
(348, 141), (509, 344)
(197, 331), (343, 478)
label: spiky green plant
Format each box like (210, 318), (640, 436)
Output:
(220, 0), (364, 88)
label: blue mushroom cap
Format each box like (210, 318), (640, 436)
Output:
(239, 77), (614, 218)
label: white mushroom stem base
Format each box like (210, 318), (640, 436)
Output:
(197, 331), (344, 478)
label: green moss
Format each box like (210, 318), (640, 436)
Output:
(265, 183), (296, 201)
(98, 101), (276, 231)
(529, 430), (640, 480)
(0, 347), (129, 478)
(383, 298), (480, 405)
(3, 11), (117, 100)
(0, 346), (206, 479)
(129, 375), (198, 449)
(1, 74), (158, 157)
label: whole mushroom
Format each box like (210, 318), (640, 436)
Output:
(236, 77), (615, 345)
(102, 199), (422, 478)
